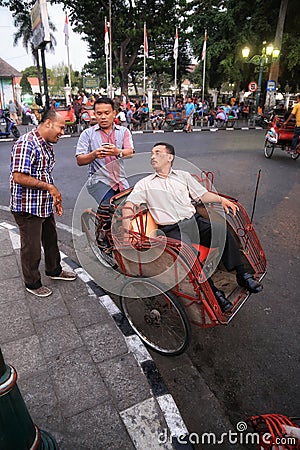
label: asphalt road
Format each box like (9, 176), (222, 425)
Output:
(1, 129), (299, 449)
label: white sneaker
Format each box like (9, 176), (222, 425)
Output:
(49, 270), (77, 281)
(26, 286), (53, 297)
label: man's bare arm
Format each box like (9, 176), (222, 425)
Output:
(200, 191), (239, 216)
(122, 201), (135, 233)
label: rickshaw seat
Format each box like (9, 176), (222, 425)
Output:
(130, 210), (215, 262)
(130, 211), (158, 237)
(192, 244), (216, 263)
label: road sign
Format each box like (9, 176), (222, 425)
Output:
(83, 77), (100, 89)
(248, 81), (258, 92)
(266, 80), (276, 92)
(30, 0), (50, 50)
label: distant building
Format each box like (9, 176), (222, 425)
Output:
(0, 57), (22, 110)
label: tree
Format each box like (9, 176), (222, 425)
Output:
(185, 0), (300, 97)
(48, 63), (72, 95)
(186, 0), (283, 91)
(2, 0), (299, 95)
(21, 66), (39, 78)
(50, 0), (189, 94)
(20, 74), (33, 95)
(276, 0), (300, 92)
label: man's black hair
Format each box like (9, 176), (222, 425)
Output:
(153, 142), (175, 156)
(94, 97), (115, 110)
(40, 109), (59, 123)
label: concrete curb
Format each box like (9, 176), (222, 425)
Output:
(0, 220), (194, 450)
(0, 125), (264, 143)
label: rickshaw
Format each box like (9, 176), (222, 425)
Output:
(164, 110), (187, 131)
(264, 115), (300, 160)
(80, 105), (97, 130)
(55, 105), (77, 134)
(80, 172), (266, 356)
(246, 413), (300, 449)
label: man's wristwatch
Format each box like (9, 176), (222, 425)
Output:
(118, 150), (123, 158)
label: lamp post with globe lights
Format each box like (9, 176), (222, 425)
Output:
(242, 42), (280, 114)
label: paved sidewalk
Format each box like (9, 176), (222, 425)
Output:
(0, 223), (191, 450)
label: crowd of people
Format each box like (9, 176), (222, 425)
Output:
(4, 90), (296, 136)
(3, 93), (45, 126)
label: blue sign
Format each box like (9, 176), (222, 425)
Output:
(267, 80), (276, 92)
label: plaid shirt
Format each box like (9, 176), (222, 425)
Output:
(10, 129), (55, 217)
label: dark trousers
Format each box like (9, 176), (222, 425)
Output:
(158, 213), (242, 272)
(12, 212), (62, 289)
(291, 126), (300, 151)
(87, 180), (120, 205)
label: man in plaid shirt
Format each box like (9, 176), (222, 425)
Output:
(10, 109), (77, 297)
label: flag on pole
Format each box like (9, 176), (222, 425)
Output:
(63, 15), (69, 46)
(173, 27), (179, 59)
(104, 20), (109, 56)
(201, 30), (207, 61)
(144, 22), (148, 58)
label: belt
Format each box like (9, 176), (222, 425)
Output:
(158, 214), (195, 230)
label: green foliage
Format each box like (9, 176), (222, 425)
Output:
(20, 74), (33, 94)
(2, 0), (299, 93)
(186, 0), (299, 91)
(21, 66), (38, 77)
(49, 0), (189, 93)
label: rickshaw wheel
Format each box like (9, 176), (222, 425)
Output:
(264, 139), (274, 158)
(176, 122), (186, 130)
(81, 210), (117, 268)
(120, 278), (191, 356)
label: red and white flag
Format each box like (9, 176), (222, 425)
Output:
(144, 22), (148, 58)
(201, 30), (207, 61)
(63, 15), (69, 47)
(173, 27), (178, 60)
(104, 20), (109, 56)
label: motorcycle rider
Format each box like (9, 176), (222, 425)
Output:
(8, 100), (18, 123)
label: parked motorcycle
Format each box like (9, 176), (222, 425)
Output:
(0, 111), (20, 139)
(255, 114), (269, 129)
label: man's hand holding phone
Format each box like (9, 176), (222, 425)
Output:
(93, 143), (119, 160)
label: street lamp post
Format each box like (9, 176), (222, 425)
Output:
(0, 347), (58, 449)
(242, 42), (280, 115)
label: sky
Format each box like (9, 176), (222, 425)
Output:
(0, 3), (89, 72)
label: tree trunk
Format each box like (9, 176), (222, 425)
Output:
(117, 38), (139, 96)
(269, 0), (289, 82)
(120, 67), (129, 94)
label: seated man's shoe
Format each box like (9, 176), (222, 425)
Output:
(214, 290), (233, 313)
(237, 272), (263, 293)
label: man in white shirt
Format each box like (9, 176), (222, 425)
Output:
(123, 142), (262, 312)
